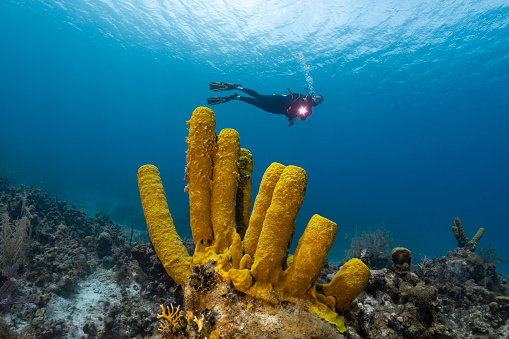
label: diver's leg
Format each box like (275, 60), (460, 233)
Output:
(238, 97), (283, 115)
(240, 88), (284, 102)
(240, 88), (287, 112)
(240, 88), (264, 99)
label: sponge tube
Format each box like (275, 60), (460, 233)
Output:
(251, 166), (307, 285)
(282, 214), (337, 298)
(243, 162), (286, 256)
(138, 165), (191, 286)
(186, 107), (216, 252)
(211, 128), (240, 253)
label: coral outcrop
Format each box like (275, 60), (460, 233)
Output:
(137, 107), (370, 337)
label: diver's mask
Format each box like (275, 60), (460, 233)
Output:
(314, 95), (323, 105)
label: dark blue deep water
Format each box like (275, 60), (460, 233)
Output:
(1, 1), (508, 274)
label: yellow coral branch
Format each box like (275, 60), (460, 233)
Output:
(157, 304), (182, 332)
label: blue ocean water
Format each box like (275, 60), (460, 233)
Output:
(1, 1), (508, 274)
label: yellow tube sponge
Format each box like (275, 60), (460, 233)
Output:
(470, 227), (485, 245)
(281, 214), (337, 298)
(243, 162), (285, 256)
(137, 165), (191, 286)
(251, 166), (307, 286)
(452, 217), (469, 247)
(452, 217), (485, 251)
(211, 128), (240, 253)
(235, 148), (253, 240)
(140, 107), (371, 336)
(229, 232), (243, 269)
(322, 258), (371, 310)
(452, 218), (484, 251)
(185, 107), (216, 252)
(239, 253), (253, 269)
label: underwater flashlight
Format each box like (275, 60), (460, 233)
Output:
(298, 107), (307, 115)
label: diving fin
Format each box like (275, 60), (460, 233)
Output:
(207, 94), (239, 105)
(209, 82), (242, 92)
(207, 97), (223, 105)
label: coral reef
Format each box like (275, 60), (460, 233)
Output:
(452, 217), (484, 251)
(0, 178), (166, 338)
(413, 247), (508, 338)
(0, 175), (507, 338)
(138, 107), (371, 337)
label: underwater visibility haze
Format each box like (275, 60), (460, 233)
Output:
(1, 0), (509, 275)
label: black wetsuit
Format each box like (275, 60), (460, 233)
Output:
(238, 88), (317, 125)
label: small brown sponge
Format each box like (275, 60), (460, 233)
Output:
(138, 107), (371, 337)
(452, 217), (484, 251)
(391, 247), (412, 274)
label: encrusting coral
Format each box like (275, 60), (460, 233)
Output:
(138, 107), (370, 337)
(451, 217), (484, 251)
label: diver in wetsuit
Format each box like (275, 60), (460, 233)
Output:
(207, 82), (324, 127)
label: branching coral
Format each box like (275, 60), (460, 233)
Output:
(138, 107), (371, 337)
(157, 304), (183, 332)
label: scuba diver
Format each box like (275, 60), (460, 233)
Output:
(207, 82), (323, 127)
